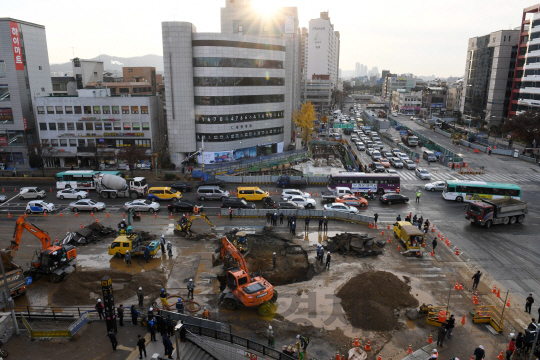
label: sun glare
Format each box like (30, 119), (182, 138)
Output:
(251, 0), (280, 17)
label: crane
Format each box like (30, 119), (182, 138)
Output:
(181, 148), (202, 165)
(3, 216), (77, 283)
(216, 236), (277, 316)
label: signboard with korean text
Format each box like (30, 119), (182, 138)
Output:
(0, 137), (7, 147)
(284, 15), (295, 34)
(23, 117), (28, 130)
(9, 22), (24, 71)
(0, 108), (13, 122)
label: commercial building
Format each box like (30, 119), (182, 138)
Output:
(391, 90), (422, 115)
(163, 0), (302, 166)
(446, 80), (463, 113)
(301, 27), (308, 75)
(35, 89), (165, 168)
(51, 77), (77, 96)
(72, 58), (103, 89)
(510, 4), (540, 119)
(305, 11), (340, 87)
(461, 29), (519, 126)
(422, 87), (448, 115)
(302, 74), (332, 111)
(0, 18), (53, 170)
(383, 75), (417, 100)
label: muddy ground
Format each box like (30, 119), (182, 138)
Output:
(337, 271), (419, 332)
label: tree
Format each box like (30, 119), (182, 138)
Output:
(503, 111), (540, 145)
(28, 143), (55, 177)
(117, 146), (147, 176)
(87, 144), (103, 170)
(293, 102), (317, 145)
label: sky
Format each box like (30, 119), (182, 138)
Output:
(3, 0), (538, 77)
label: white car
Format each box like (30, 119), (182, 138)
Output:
(366, 148), (375, 156)
(19, 187), (46, 200)
(425, 181), (446, 191)
(357, 143), (365, 151)
(415, 168), (432, 180)
(392, 113), (398, 116)
(398, 153), (410, 162)
(404, 160), (416, 170)
(69, 199), (106, 212)
(374, 142), (384, 150)
(392, 149), (402, 157)
(56, 188), (88, 200)
(281, 189), (311, 200)
(26, 200), (57, 214)
(124, 199), (161, 212)
(323, 203), (359, 214)
(371, 151), (382, 160)
(288, 195), (316, 209)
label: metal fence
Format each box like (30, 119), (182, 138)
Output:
(519, 154), (537, 163)
(221, 208), (373, 224)
(434, 127), (453, 138)
(215, 175), (330, 185)
(162, 310), (230, 333)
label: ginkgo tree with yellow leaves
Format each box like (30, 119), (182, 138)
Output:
(293, 101), (317, 145)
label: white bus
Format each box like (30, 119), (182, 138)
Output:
(56, 170), (122, 190)
(442, 180), (521, 202)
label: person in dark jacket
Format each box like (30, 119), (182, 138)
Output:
(279, 213), (284, 225)
(273, 252), (277, 269)
(305, 217), (310, 231)
(176, 298), (184, 314)
(95, 299), (104, 319)
(179, 320), (187, 342)
(291, 221), (296, 236)
(166, 315), (174, 336)
(325, 251), (331, 270)
(374, 213), (379, 224)
(131, 305), (138, 325)
(148, 319), (156, 342)
(137, 287), (144, 307)
(396, 214), (402, 221)
(437, 322), (446, 347)
(446, 314), (455, 338)
(323, 216), (328, 231)
(164, 335), (174, 359)
(287, 215), (291, 227)
(107, 330), (118, 351)
(318, 217), (323, 231)
(474, 345), (485, 360)
(157, 314), (167, 336)
(148, 307), (154, 322)
(117, 304), (124, 326)
(472, 271), (482, 290)
(137, 334), (147, 359)
(525, 293), (534, 314)
(272, 213), (278, 226)
(144, 246), (150, 263)
(432, 238), (437, 254)
(516, 332), (524, 352)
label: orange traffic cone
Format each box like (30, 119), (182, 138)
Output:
(461, 314), (466, 324)
(430, 249), (434, 256)
(492, 286), (497, 294)
(7, 212), (11, 218)
(388, 237), (392, 243)
(55, 237), (58, 243)
(354, 337), (359, 347)
(387, 224), (390, 229)
(50, 188), (52, 193)
(310, 192), (313, 196)
(428, 334), (433, 344)
(43, 212), (47, 217)
(446, 240), (450, 246)
(218, 213), (221, 218)
(364, 340), (371, 351)
(24, 212), (27, 218)
(470, 355), (474, 360)
(187, 213), (190, 219)
(475, 290), (478, 296)
(422, 241), (426, 248)
(95, 217), (98, 223)
(459, 283), (463, 290)
(454, 282), (459, 290)
(474, 296), (479, 305)
(107, 212), (110, 218)
(87, 189), (89, 193)
(496, 289), (501, 298)
(139, 212), (142, 218)
(397, 245), (400, 251)
(315, 191), (317, 196)
(478, 309), (483, 317)
(14, 188), (16, 192)
(375, 223), (378, 229)
(335, 352), (340, 360)
(431, 225), (435, 232)
(91, 212), (94, 217)
(497, 351), (504, 360)
(123, 212), (126, 218)
(154, 212), (157, 218)
(341, 356), (345, 360)
(407, 344), (413, 354)
(377, 353), (382, 360)
(80, 223), (83, 229)
(381, 230), (384, 236)
(59, 212), (63, 217)
(75, 212), (78, 217)
(437, 231), (440, 238)
(170, 213), (173, 219)
(506, 299), (511, 307)
(455, 248), (460, 255)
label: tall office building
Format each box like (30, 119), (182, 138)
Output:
(0, 18), (52, 169)
(355, 62), (361, 77)
(301, 27), (308, 75)
(461, 29), (519, 126)
(305, 12), (340, 87)
(163, 0), (301, 166)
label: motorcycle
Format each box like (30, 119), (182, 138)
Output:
(363, 193), (376, 201)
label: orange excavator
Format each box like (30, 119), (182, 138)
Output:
(216, 236), (277, 316)
(2, 216), (77, 283)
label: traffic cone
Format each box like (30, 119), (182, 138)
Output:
(154, 212), (157, 218)
(43, 212), (47, 217)
(139, 212), (142, 218)
(377, 353), (382, 360)
(7, 212), (10, 218)
(95, 217), (98, 223)
(335, 352), (340, 360)
(470, 355), (474, 360)
(497, 351), (504, 360)
(364, 340), (371, 351)
(375, 223), (378, 229)
(454, 282), (459, 290)
(446, 240), (450, 246)
(59, 212), (63, 217)
(310, 192), (313, 196)
(24, 212), (27, 218)
(91, 212), (94, 217)
(496, 288), (501, 298)
(75, 212), (78, 217)
(87, 189), (89, 193)
(407, 344), (413, 354)
(388, 236), (391, 243)
(475, 290), (478, 297)
(492, 286), (497, 294)
(381, 230), (384, 236)
(170, 213), (173, 219)
(387, 224), (390, 229)
(123, 212), (126, 218)
(14, 188), (16, 192)
(80, 223), (83, 229)
(354, 337), (359, 347)
(474, 296), (479, 305)
(218, 213), (221, 218)
(341, 356), (345, 360)
(430, 249), (434, 256)
(422, 241), (426, 248)
(187, 213), (190, 219)
(459, 283), (463, 290)
(437, 231), (440, 238)
(397, 245), (400, 251)
(478, 309), (483, 317)
(455, 248), (460, 255)
(428, 334), (433, 344)
(506, 299), (511, 307)
(461, 314), (466, 324)
(315, 192), (317, 196)
(50, 188), (52, 193)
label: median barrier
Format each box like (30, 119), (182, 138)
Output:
(220, 208), (373, 224)
(434, 127), (453, 138)
(519, 155), (537, 163)
(492, 149), (513, 156)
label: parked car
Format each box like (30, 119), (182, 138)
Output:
(197, 186), (229, 201)
(19, 187), (46, 200)
(124, 199), (161, 213)
(378, 158), (390, 168)
(415, 168), (432, 180)
(335, 195), (368, 207)
(278, 200), (304, 210)
(56, 188), (88, 200)
(147, 187), (182, 201)
(425, 181), (446, 191)
(379, 194), (409, 205)
(197, 178), (225, 188)
(170, 182), (194, 192)
(390, 157), (404, 168)
(0, 195), (6, 203)
(288, 196), (316, 209)
(323, 203), (359, 214)
(26, 200), (57, 214)
(281, 189), (311, 200)
(221, 198), (256, 209)
(168, 199), (203, 213)
(404, 160), (416, 170)
(69, 199), (106, 212)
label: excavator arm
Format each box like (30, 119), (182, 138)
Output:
(10, 216), (52, 251)
(220, 236), (251, 283)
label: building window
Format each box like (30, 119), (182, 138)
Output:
(60, 139), (67, 146)
(104, 123), (112, 130)
(74, 106), (82, 114)
(67, 123), (75, 130)
(0, 60), (5, 78)
(123, 123), (131, 130)
(55, 106), (63, 114)
(58, 122), (65, 130)
(131, 106), (139, 114)
(112, 106), (120, 114)
(142, 122), (150, 130)
(51, 139), (59, 146)
(65, 106), (73, 114)
(132, 122), (140, 130)
(94, 71), (98, 77)
(114, 122), (122, 130)
(238, 25), (243, 33)
(87, 139), (95, 147)
(95, 123), (103, 130)
(0, 86), (10, 101)
(122, 106), (129, 114)
(47, 106), (54, 114)
(73, 58), (81, 67)
(78, 139), (85, 146)
(86, 122), (93, 130)
(83, 106), (91, 114)
(194, 94), (284, 105)
(193, 57), (283, 69)
(116, 140), (124, 147)
(93, 106), (101, 114)
(141, 106), (148, 114)
(76, 123), (84, 131)
(37, 106), (45, 114)
(39, 123), (47, 131)
(103, 106), (110, 114)
(128, 69), (133, 72)
(49, 123), (57, 131)
(39, 66), (42, 70)
(69, 139), (76, 146)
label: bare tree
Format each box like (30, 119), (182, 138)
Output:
(117, 146), (147, 177)
(28, 143), (56, 177)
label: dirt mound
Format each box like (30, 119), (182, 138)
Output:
(337, 271), (419, 331)
(51, 269), (166, 306)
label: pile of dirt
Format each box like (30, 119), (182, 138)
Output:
(51, 269), (166, 306)
(63, 223), (116, 246)
(326, 232), (385, 257)
(336, 271), (419, 331)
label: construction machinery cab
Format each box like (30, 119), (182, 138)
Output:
(37, 245), (76, 274)
(118, 209), (137, 235)
(175, 213), (215, 233)
(233, 231), (248, 254)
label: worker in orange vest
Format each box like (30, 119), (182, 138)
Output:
(193, 205), (199, 215)
(202, 307), (210, 320)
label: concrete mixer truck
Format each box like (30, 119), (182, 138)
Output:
(94, 173), (148, 199)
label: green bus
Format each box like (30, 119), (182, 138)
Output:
(56, 170), (122, 190)
(442, 180), (521, 202)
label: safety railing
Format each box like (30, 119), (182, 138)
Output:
(0, 305), (95, 320)
(221, 208), (374, 224)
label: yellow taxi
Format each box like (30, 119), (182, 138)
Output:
(147, 187), (182, 201)
(237, 187), (269, 201)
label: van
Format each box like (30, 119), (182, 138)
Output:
(147, 187), (182, 201)
(423, 150), (437, 162)
(237, 187), (270, 201)
(197, 186), (230, 201)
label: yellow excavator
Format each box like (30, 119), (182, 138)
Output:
(175, 213), (215, 233)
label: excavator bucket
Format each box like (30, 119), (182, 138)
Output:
(0, 250), (15, 270)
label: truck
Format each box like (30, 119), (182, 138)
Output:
(108, 234), (160, 258)
(393, 221), (424, 257)
(465, 198), (528, 228)
(321, 186), (355, 202)
(94, 173), (148, 199)
(0, 256), (28, 298)
(277, 175), (308, 188)
(401, 132), (419, 147)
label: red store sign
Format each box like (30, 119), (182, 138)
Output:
(9, 21), (24, 71)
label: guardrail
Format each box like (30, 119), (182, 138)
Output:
(434, 127), (453, 138)
(519, 154), (537, 163)
(215, 175), (330, 185)
(208, 149), (309, 175)
(221, 208), (373, 224)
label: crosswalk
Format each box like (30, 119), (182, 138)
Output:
(394, 168), (540, 185)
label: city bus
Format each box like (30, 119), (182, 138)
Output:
(442, 180), (521, 202)
(56, 170), (122, 190)
(328, 172), (400, 194)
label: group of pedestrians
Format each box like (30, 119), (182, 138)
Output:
(266, 212), (278, 226)
(318, 216), (329, 232)
(316, 244), (331, 270)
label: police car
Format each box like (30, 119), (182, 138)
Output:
(25, 200), (58, 214)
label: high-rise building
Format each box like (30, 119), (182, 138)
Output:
(163, 0), (301, 167)
(0, 18), (53, 169)
(305, 11), (340, 87)
(461, 29), (519, 126)
(355, 62), (361, 78)
(510, 4), (540, 120)
(301, 27), (308, 75)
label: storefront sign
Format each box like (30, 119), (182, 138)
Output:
(0, 108), (13, 122)
(103, 132), (144, 137)
(9, 22), (24, 71)
(80, 117), (100, 121)
(23, 117), (27, 130)
(102, 119), (118, 121)
(0, 137), (7, 147)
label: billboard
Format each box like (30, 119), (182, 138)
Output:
(284, 16), (295, 34)
(0, 108), (13, 122)
(9, 22), (24, 71)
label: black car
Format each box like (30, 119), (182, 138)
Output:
(221, 198), (256, 209)
(170, 182), (193, 192)
(197, 178), (225, 188)
(262, 197), (277, 209)
(278, 201), (302, 210)
(379, 194), (409, 205)
(371, 163), (385, 173)
(168, 199), (203, 213)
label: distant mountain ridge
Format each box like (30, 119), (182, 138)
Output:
(50, 54), (164, 74)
